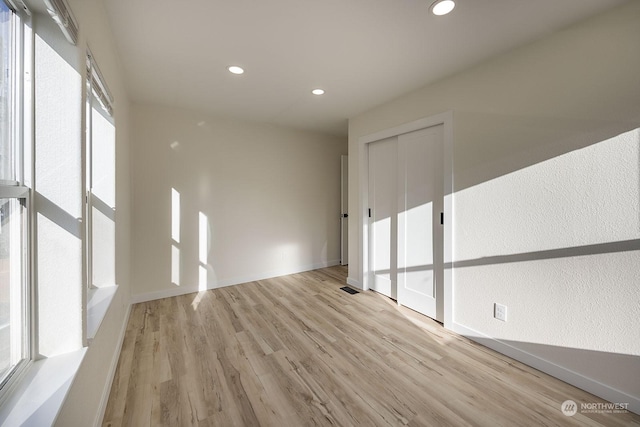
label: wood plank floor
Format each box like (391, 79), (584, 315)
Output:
(103, 266), (640, 426)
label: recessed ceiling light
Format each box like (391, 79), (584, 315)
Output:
(430, 0), (455, 16)
(227, 65), (244, 75)
(312, 89), (325, 95)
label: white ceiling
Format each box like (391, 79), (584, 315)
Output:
(103, 0), (627, 137)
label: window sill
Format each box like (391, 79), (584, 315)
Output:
(0, 286), (119, 426)
(0, 349), (87, 427)
(87, 285), (118, 341)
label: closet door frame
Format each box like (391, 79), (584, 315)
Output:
(358, 111), (454, 328)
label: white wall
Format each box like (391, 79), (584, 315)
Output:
(50, 0), (132, 424)
(131, 104), (346, 301)
(349, 1), (640, 413)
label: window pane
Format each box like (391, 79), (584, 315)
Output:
(87, 56), (116, 289)
(0, 2), (14, 182)
(0, 198), (25, 384)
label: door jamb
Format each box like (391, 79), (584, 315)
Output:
(358, 111), (454, 329)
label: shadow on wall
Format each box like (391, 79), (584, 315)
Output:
(454, 112), (640, 193)
(451, 239), (640, 269)
(471, 336), (640, 412)
(446, 126), (640, 415)
(363, 125), (640, 412)
(453, 126), (640, 260)
(382, 294), (640, 416)
(34, 194), (82, 240)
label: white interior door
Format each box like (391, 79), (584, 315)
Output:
(368, 137), (397, 299)
(340, 155), (349, 265)
(397, 125), (444, 321)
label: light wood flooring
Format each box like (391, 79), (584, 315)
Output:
(103, 266), (640, 426)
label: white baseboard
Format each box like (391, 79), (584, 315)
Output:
(346, 277), (362, 289)
(94, 302), (132, 427)
(131, 260), (341, 304)
(451, 322), (640, 416)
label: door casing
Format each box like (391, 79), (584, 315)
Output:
(358, 112), (453, 327)
(340, 155), (349, 265)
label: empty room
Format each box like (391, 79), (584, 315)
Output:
(0, 0), (638, 426)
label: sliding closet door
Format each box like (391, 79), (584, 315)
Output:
(397, 125), (444, 322)
(368, 137), (397, 299)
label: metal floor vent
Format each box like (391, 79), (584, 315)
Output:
(340, 286), (360, 295)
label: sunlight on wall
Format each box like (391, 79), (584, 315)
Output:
(198, 211), (209, 291)
(270, 243), (301, 273)
(171, 188), (180, 243)
(453, 128), (640, 356)
(455, 128), (640, 261)
(198, 266), (206, 291)
(199, 212), (207, 265)
(171, 188), (180, 286)
(171, 244), (180, 286)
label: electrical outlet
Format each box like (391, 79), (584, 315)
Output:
(494, 303), (507, 322)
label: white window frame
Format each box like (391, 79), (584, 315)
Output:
(0, 0), (33, 405)
(84, 49), (114, 292)
(84, 49), (117, 343)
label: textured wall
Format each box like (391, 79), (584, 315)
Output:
(348, 1), (640, 408)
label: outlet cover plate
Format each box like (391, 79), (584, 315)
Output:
(494, 303), (507, 322)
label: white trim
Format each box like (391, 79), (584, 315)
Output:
(0, 185), (29, 198)
(0, 349), (87, 427)
(346, 277), (362, 289)
(451, 321), (640, 416)
(358, 112), (454, 327)
(131, 260), (341, 304)
(358, 134), (370, 291)
(93, 302), (131, 427)
(359, 113), (452, 144)
(5, 0), (31, 15)
(42, 0), (78, 45)
(340, 154), (349, 266)
(86, 285), (118, 341)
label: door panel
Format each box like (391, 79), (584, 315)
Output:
(368, 137), (397, 299)
(397, 125), (444, 321)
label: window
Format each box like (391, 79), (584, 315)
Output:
(85, 51), (115, 293)
(85, 51), (116, 341)
(0, 1), (14, 184)
(0, 0), (29, 395)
